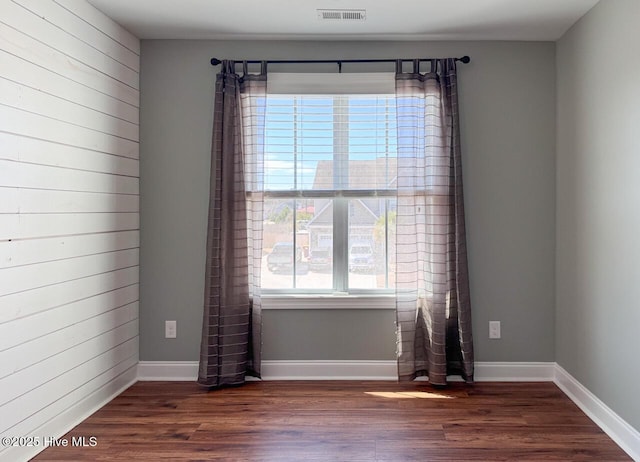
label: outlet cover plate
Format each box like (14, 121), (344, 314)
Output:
(165, 320), (177, 339)
(489, 321), (501, 339)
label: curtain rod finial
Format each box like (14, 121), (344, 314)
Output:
(211, 58), (221, 66)
(459, 56), (471, 64)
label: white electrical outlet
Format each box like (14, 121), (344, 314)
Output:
(165, 320), (177, 338)
(489, 321), (501, 339)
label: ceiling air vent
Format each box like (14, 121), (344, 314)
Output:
(317, 9), (366, 21)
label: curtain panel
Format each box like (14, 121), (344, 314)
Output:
(395, 59), (474, 385)
(198, 61), (266, 387)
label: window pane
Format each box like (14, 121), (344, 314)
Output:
(296, 199), (332, 290)
(348, 199), (384, 289)
(265, 95), (397, 193)
(262, 199), (295, 289)
(262, 198), (334, 290)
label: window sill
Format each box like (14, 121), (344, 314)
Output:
(261, 294), (396, 310)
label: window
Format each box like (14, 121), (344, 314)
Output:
(261, 75), (397, 293)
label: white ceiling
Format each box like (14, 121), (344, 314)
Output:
(87, 0), (599, 41)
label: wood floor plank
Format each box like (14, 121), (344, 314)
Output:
(32, 381), (631, 461)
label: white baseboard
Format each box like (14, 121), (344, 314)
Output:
(136, 360), (555, 382)
(137, 360), (396, 381)
(137, 361), (200, 381)
(474, 361), (556, 381)
(553, 364), (640, 461)
(263, 361), (557, 381)
(3, 365), (137, 462)
(262, 360), (397, 380)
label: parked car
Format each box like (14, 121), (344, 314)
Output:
(349, 243), (375, 272)
(267, 242), (303, 273)
(309, 249), (332, 271)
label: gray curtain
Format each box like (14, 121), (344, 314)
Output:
(395, 59), (474, 385)
(198, 61), (266, 387)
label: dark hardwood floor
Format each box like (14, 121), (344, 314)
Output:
(33, 381), (631, 461)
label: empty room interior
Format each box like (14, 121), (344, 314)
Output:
(1, 0), (639, 460)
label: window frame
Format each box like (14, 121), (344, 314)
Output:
(261, 73), (397, 297)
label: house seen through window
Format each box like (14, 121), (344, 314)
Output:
(262, 93), (397, 293)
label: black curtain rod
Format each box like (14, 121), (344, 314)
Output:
(210, 56), (471, 67)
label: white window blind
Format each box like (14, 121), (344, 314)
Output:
(263, 95), (398, 194)
(267, 72), (395, 95)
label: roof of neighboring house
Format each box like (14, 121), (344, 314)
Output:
(312, 158), (397, 190)
(306, 158), (396, 228)
(308, 198), (380, 228)
(299, 205), (315, 214)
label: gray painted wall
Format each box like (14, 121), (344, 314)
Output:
(139, 40), (556, 363)
(556, 0), (640, 431)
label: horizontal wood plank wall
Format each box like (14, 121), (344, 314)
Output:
(0, 1), (139, 460)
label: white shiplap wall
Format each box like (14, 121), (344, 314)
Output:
(0, 1), (139, 460)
